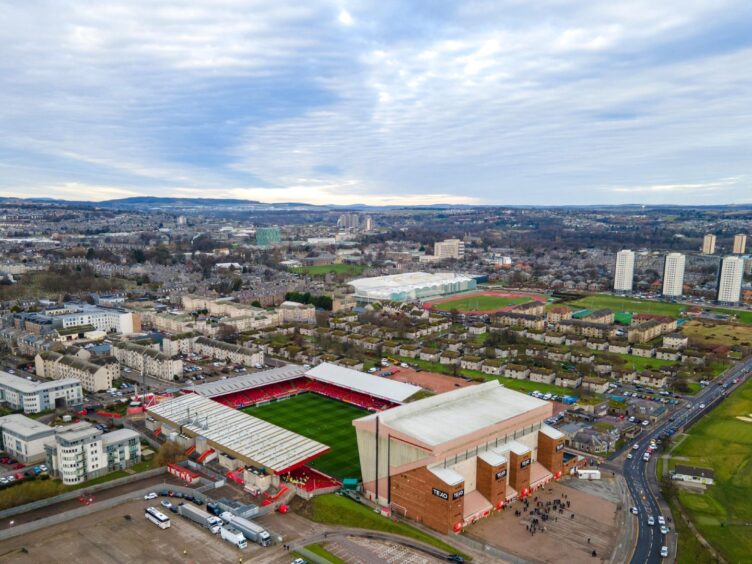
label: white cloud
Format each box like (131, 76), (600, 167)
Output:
(338, 9), (354, 26)
(0, 1), (751, 205)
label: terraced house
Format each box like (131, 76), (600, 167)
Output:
(35, 351), (117, 392)
(112, 341), (183, 381)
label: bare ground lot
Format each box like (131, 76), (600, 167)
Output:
(0, 501), (327, 564)
(464, 480), (619, 564)
(386, 367), (475, 394)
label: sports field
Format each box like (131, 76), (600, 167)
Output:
(427, 292), (541, 313)
(668, 378), (752, 563)
(243, 393), (365, 480)
(569, 295), (685, 317)
(292, 263), (366, 277)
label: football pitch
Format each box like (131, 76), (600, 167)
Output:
(431, 294), (532, 312)
(243, 393), (366, 480)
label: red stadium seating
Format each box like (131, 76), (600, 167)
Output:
(212, 376), (397, 412)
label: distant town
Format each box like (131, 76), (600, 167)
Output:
(0, 198), (750, 564)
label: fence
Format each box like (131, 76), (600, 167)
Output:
(0, 467), (167, 520)
(0, 482), (201, 542)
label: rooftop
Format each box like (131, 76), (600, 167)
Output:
(148, 393), (329, 474)
(0, 370), (81, 393)
(186, 365), (307, 398)
(355, 380), (548, 446)
(306, 362), (421, 403)
(0, 414), (54, 439)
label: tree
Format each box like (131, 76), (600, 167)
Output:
(86, 247), (95, 260)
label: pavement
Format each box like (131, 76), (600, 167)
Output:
(621, 356), (752, 564)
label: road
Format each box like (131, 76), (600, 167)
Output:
(623, 356), (752, 564)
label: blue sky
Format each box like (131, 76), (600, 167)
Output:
(1, 1), (751, 205)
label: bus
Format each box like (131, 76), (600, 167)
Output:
(145, 506), (171, 529)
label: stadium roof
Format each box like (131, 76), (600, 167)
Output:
(350, 271), (473, 294)
(356, 381), (548, 446)
(148, 393), (328, 474)
(305, 362), (421, 403)
(186, 364), (307, 398)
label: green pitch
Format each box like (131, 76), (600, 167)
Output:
(243, 393), (366, 480)
(669, 379), (752, 563)
(291, 263), (366, 277)
(432, 295), (532, 312)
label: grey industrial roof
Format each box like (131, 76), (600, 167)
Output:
(186, 365), (307, 397)
(356, 380), (548, 447)
(306, 362), (421, 403)
(148, 394), (328, 473)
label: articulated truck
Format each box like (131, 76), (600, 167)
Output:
(220, 525), (248, 549)
(220, 512), (272, 546)
(178, 503), (222, 534)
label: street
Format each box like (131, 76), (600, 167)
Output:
(623, 356), (752, 563)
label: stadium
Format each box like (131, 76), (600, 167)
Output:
(349, 271), (477, 303)
(424, 291), (546, 314)
(147, 363), (421, 493)
(352, 381), (566, 534)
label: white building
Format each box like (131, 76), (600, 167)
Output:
(45, 423), (141, 485)
(0, 414), (55, 464)
(0, 371), (83, 414)
(278, 301), (316, 324)
(702, 234), (716, 254)
(434, 239), (465, 260)
(613, 250), (635, 293)
(349, 272), (477, 303)
(733, 233), (747, 254)
(662, 253), (686, 297)
(44, 303), (138, 335)
(717, 256), (744, 303)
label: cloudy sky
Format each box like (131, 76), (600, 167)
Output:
(1, 1), (751, 205)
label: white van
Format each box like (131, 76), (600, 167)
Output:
(643, 452), (650, 462)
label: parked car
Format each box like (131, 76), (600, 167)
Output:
(160, 500), (172, 509)
(630, 507), (638, 515)
(660, 546), (668, 558)
(144, 492), (158, 500)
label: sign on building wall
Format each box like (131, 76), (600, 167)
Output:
(520, 457), (532, 469)
(432, 487), (449, 500)
(556, 443), (564, 452)
(452, 489), (465, 500)
(495, 468), (507, 480)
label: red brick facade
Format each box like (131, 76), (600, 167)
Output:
(476, 456), (508, 508)
(390, 466), (465, 534)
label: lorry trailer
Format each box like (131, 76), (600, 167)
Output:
(220, 512), (272, 546)
(178, 503), (221, 534)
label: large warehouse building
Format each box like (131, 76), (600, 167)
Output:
(352, 381), (565, 533)
(349, 272), (477, 303)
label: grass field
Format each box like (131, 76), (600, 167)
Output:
(431, 295), (531, 312)
(292, 263), (366, 277)
(682, 320), (752, 348)
(594, 351), (677, 372)
(567, 294), (752, 325)
(305, 494), (470, 559)
(569, 295), (686, 317)
(668, 378), (752, 563)
(244, 394), (365, 480)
